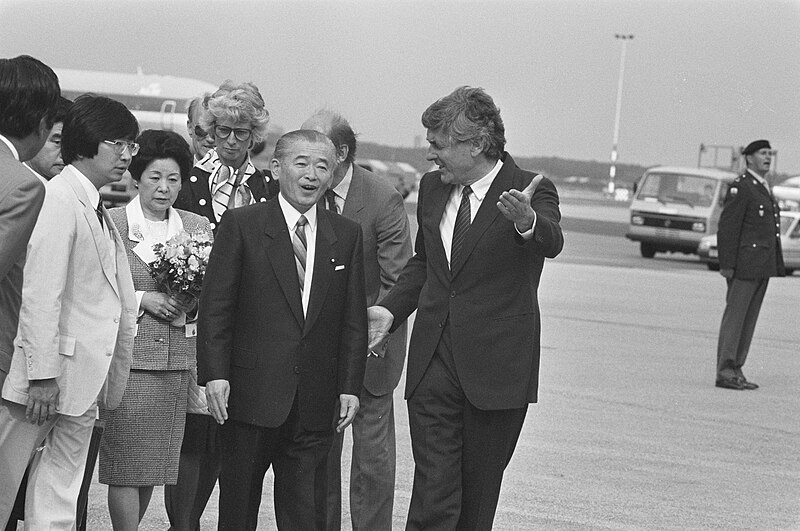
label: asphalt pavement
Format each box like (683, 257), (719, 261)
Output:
(75, 193), (799, 530)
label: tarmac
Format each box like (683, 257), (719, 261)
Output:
(67, 192), (800, 529)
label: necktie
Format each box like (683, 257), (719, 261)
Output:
(227, 168), (253, 210)
(325, 189), (338, 214)
(293, 216), (308, 295)
(211, 165), (235, 221)
(450, 185), (472, 267)
(96, 198), (105, 228)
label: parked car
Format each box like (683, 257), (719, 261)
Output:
(772, 175), (800, 212)
(697, 211), (800, 274)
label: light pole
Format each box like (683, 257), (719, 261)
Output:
(608, 33), (633, 196)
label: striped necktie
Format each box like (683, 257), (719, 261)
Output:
(95, 198), (105, 228)
(450, 185), (472, 267)
(293, 215), (308, 295)
(325, 189), (338, 214)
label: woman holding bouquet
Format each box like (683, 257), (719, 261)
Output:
(99, 130), (212, 530)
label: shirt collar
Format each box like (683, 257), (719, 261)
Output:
(746, 168), (769, 187)
(331, 163), (353, 201)
(64, 164), (101, 207)
(462, 159), (503, 200)
(0, 133), (19, 160)
(278, 193), (318, 233)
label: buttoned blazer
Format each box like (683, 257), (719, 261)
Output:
(109, 207), (213, 371)
(0, 141), (45, 374)
(197, 199), (367, 431)
(341, 165), (412, 396)
(174, 156), (279, 234)
(380, 153), (563, 410)
(718, 173), (785, 279)
(1, 166), (137, 415)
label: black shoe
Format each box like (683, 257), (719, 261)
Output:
(739, 377), (759, 390)
(716, 377), (745, 390)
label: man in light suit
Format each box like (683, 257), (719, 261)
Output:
(0, 94), (139, 529)
(303, 110), (412, 530)
(0, 55), (60, 392)
(370, 87), (564, 530)
(199, 129), (368, 530)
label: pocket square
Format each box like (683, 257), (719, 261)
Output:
(335, 264), (345, 271)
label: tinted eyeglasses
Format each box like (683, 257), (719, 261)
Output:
(214, 125), (252, 142)
(103, 140), (140, 156)
(193, 125), (210, 139)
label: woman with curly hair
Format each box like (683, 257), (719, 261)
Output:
(174, 80), (279, 234)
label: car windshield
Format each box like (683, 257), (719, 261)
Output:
(637, 173), (718, 207)
(780, 215), (797, 236)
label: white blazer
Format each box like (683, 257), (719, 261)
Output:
(1, 165), (136, 415)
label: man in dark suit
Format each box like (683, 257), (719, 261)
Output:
(0, 55), (59, 392)
(303, 111), (412, 530)
(715, 139), (783, 390)
(198, 129), (368, 530)
(369, 86), (563, 530)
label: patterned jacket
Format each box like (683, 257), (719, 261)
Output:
(109, 207), (213, 370)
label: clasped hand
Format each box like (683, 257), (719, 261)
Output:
(141, 292), (196, 322)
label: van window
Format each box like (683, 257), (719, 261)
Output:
(637, 173), (718, 207)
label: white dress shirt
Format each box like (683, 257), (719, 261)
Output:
(328, 163), (353, 213)
(0, 133), (19, 160)
(279, 194), (318, 315)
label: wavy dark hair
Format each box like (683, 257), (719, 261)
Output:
(128, 129), (193, 182)
(421, 86), (506, 160)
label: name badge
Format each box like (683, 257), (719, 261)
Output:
(185, 322), (198, 338)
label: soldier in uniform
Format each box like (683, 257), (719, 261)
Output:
(715, 139), (783, 390)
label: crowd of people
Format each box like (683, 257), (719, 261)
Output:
(0, 51), (784, 531)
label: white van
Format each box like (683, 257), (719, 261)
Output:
(626, 166), (737, 258)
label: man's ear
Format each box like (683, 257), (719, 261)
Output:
(37, 116), (52, 141)
(337, 144), (349, 165)
(270, 158), (281, 176)
(470, 139), (484, 157)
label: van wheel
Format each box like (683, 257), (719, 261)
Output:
(785, 268), (795, 276)
(707, 262), (720, 271)
(640, 243), (656, 258)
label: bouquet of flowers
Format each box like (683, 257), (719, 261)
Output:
(149, 230), (213, 305)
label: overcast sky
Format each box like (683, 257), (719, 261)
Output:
(2, 0), (799, 173)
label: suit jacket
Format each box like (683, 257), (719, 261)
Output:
(1, 165), (137, 415)
(197, 199), (367, 431)
(109, 206), (213, 371)
(380, 153), (563, 410)
(340, 164), (412, 396)
(718, 172), (784, 279)
(174, 150), (280, 234)
(0, 141), (45, 376)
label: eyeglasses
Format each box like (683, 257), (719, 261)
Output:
(214, 125), (252, 142)
(193, 125), (209, 139)
(103, 139), (140, 156)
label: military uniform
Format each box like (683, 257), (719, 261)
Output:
(716, 169), (784, 385)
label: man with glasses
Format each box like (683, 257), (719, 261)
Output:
(175, 81), (279, 234)
(186, 95), (214, 163)
(0, 94), (138, 529)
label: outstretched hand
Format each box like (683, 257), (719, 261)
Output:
(497, 174), (543, 232)
(368, 306), (394, 351)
